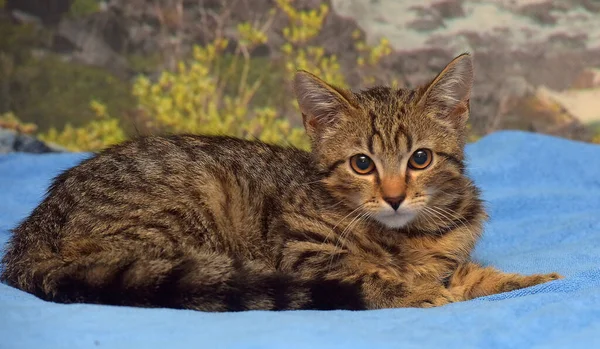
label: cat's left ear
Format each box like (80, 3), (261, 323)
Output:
(419, 53), (473, 128)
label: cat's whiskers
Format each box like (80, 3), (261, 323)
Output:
(431, 206), (470, 235)
(422, 206), (472, 239)
(323, 202), (368, 250)
(417, 207), (439, 232)
(403, 199), (428, 234)
(424, 206), (462, 234)
(422, 208), (460, 238)
(321, 200), (345, 211)
(433, 206), (475, 240)
(425, 206), (457, 226)
(327, 210), (371, 271)
(332, 203), (368, 231)
(419, 207), (443, 229)
(341, 211), (372, 243)
(433, 206), (469, 227)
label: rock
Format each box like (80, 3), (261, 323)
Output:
(494, 86), (593, 141)
(571, 68), (600, 89)
(0, 127), (62, 154)
(6, 0), (71, 26)
(0, 129), (17, 154)
(55, 14), (130, 77)
(331, 0), (600, 140)
(537, 87), (600, 125)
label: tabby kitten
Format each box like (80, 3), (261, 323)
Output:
(1, 53), (561, 311)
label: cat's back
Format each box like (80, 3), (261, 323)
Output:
(54, 134), (314, 199)
(10, 135), (315, 250)
(75, 134), (311, 185)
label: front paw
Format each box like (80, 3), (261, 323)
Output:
(408, 286), (456, 308)
(500, 272), (563, 293)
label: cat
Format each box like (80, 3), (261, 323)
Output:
(1, 53), (561, 311)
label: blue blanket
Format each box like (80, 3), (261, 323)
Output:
(1, 131), (599, 349)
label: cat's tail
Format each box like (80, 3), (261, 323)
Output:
(1, 246), (366, 311)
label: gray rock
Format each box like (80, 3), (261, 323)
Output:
(0, 128), (62, 154)
(0, 129), (17, 154)
(56, 15), (130, 77)
(331, 0), (600, 140)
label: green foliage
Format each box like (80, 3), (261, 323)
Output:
(212, 54), (285, 109)
(590, 121), (600, 144)
(277, 0), (346, 92)
(126, 53), (163, 74)
(0, 20), (132, 135)
(0, 22), (46, 115)
(122, 0), (394, 151)
(10, 54), (133, 131)
(275, 0), (394, 114)
(0, 20), (129, 152)
(465, 123), (481, 143)
(68, 0), (100, 17)
(0, 112), (37, 134)
(39, 100), (125, 151)
(0, 21), (47, 76)
(131, 38), (311, 149)
(7, 1), (399, 152)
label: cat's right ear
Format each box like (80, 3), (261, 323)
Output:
(294, 70), (353, 138)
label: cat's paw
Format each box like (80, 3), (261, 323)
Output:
(500, 272), (563, 293)
(541, 272), (563, 281)
(408, 286), (456, 308)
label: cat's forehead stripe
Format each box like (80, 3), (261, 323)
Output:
(393, 124), (412, 152)
(356, 87), (420, 155)
(368, 109), (412, 155)
(368, 110), (383, 154)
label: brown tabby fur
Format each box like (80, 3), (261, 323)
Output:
(1, 53), (561, 311)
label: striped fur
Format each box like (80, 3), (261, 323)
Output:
(0, 54), (560, 311)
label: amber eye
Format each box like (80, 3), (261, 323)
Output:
(350, 154), (376, 175)
(408, 149), (433, 170)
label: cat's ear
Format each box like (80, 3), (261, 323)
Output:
(294, 70), (354, 138)
(419, 53), (473, 128)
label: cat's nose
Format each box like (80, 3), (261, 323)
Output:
(384, 195), (405, 211)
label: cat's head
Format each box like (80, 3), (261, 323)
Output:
(294, 53), (483, 231)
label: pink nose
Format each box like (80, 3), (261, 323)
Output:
(384, 195), (405, 211)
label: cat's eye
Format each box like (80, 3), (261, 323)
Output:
(408, 149), (433, 170)
(350, 154), (375, 175)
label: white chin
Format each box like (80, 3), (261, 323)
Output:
(375, 212), (416, 229)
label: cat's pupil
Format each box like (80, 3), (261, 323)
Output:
(357, 156), (371, 170)
(413, 151), (428, 165)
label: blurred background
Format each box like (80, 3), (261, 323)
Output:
(0, 0), (599, 152)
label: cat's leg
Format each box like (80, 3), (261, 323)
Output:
(393, 282), (456, 308)
(447, 262), (562, 301)
(279, 242), (455, 309)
